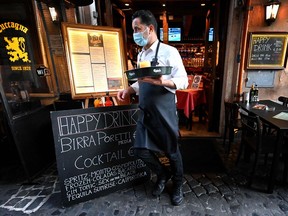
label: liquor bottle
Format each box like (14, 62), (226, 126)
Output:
(254, 84), (259, 102)
(249, 83), (255, 102)
(94, 98), (103, 107)
(104, 97), (113, 107)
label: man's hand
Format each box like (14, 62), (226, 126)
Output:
(117, 87), (135, 102)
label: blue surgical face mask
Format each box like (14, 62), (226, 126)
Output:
(133, 28), (149, 47)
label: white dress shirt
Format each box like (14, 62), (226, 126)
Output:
(130, 40), (188, 94)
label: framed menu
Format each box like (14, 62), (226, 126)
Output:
(191, 75), (202, 89)
(246, 32), (288, 69)
(61, 23), (127, 99)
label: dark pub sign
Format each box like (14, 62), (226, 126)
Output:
(0, 20), (50, 95)
(50, 105), (150, 206)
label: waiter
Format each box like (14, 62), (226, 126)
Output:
(117, 10), (188, 206)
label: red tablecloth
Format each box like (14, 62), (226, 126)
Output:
(176, 89), (207, 118)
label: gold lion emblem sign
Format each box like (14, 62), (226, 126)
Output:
(4, 37), (31, 63)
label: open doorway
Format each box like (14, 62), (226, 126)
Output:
(110, 0), (231, 137)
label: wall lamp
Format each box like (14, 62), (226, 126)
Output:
(265, 0), (280, 25)
(49, 7), (58, 22)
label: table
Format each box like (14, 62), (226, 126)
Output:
(239, 100), (288, 112)
(176, 89), (207, 130)
(238, 100), (288, 193)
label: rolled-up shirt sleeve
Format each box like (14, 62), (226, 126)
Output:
(168, 48), (188, 90)
(131, 81), (139, 95)
(162, 46), (188, 93)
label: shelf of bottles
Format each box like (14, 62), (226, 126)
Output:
(129, 43), (210, 74)
(171, 43), (205, 72)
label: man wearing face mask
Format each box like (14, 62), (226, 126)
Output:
(117, 10), (188, 206)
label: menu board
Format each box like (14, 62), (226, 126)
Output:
(247, 32), (288, 69)
(61, 23), (127, 99)
(50, 105), (150, 206)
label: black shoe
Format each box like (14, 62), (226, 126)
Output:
(152, 174), (171, 197)
(171, 185), (183, 206)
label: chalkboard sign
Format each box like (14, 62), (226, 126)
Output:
(247, 32), (288, 69)
(50, 105), (150, 206)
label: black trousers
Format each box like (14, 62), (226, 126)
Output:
(133, 146), (183, 185)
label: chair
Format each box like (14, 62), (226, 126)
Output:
(237, 113), (288, 192)
(223, 102), (242, 154)
(278, 96), (288, 107)
(278, 96), (288, 181)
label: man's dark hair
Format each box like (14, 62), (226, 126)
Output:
(132, 10), (158, 32)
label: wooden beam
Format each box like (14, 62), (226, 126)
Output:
(162, 11), (168, 44)
(105, 0), (113, 26)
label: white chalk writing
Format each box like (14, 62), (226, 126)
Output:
(57, 109), (138, 136)
(63, 159), (147, 202)
(60, 131), (132, 154)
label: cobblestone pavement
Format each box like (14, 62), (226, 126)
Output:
(1, 139), (288, 216)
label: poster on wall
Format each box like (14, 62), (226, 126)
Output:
(246, 32), (288, 69)
(61, 23), (127, 99)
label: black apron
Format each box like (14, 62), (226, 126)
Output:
(134, 42), (179, 154)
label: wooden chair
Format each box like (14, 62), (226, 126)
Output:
(278, 96), (288, 181)
(278, 96), (288, 107)
(223, 102), (242, 154)
(237, 113), (288, 192)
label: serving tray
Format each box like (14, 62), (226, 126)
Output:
(125, 66), (172, 80)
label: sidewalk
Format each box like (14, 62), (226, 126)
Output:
(1, 138), (288, 215)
